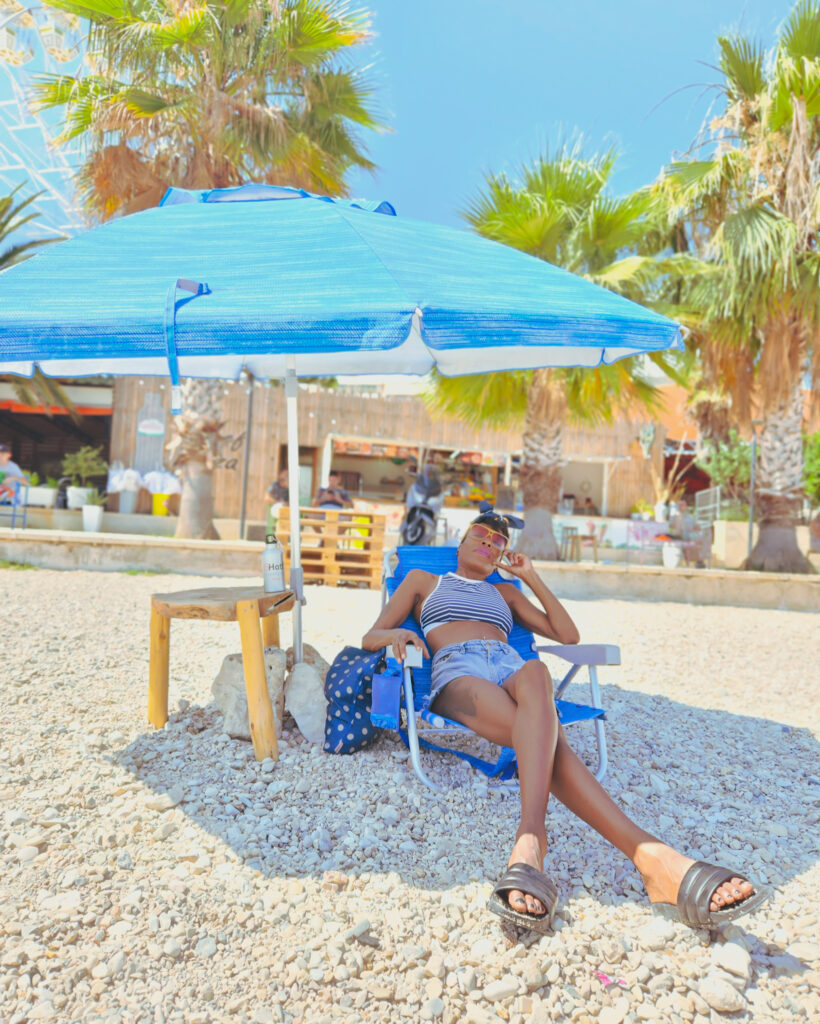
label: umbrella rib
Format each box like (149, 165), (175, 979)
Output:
(335, 211), (418, 316)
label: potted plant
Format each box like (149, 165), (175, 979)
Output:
(25, 472), (59, 508)
(81, 487), (107, 532)
(62, 446), (109, 509)
(631, 499), (654, 521)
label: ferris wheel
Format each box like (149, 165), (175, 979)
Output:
(0, 0), (87, 241)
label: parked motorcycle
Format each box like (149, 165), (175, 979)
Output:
(400, 466), (444, 545)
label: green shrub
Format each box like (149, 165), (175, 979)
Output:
(62, 445), (108, 486)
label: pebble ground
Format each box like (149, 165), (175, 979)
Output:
(1, 566), (818, 1024)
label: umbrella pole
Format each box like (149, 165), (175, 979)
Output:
(285, 363), (304, 662)
(238, 372), (254, 541)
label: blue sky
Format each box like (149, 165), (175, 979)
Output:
(347, 1), (795, 226)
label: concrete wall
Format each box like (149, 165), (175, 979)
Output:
(1, 528), (817, 611)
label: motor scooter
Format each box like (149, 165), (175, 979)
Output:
(400, 466), (444, 545)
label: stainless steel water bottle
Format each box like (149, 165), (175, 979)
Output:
(262, 534), (286, 592)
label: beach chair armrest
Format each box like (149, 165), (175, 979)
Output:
(535, 643), (621, 666)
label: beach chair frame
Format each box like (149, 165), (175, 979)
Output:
(379, 546), (617, 792)
(0, 479), (28, 529)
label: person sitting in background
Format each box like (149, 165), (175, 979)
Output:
(583, 496), (599, 516)
(265, 467), (290, 506)
(0, 443), (27, 501)
(313, 470), (353, 510)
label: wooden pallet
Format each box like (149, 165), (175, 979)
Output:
(277, 507), (385, 589)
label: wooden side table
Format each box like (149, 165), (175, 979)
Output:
(149, 586), (295, 762)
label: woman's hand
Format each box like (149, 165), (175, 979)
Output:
(390, 629), (430, 661)
(495, 549), (534, 580)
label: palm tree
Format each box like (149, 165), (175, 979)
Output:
(0, 186), (74, 414)
(427, 144), (683, 559)
(38, 0), (385, 218)
(165, 378), (227, 539)
(37, 0), (385, 537)
(659, 0), (820, 572)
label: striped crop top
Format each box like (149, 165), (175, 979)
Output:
(419, 572), (513, 638)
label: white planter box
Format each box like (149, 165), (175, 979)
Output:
(67, 486), (93, 509)
(82, 505), (104, 532)
(27, 486), (58, 508)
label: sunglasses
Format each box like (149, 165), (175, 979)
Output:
(469, 523), (508, 550)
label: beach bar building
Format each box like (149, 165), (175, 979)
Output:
(108, 377), (670, 540)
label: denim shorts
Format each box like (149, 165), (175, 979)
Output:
(425, 639), (525, 712)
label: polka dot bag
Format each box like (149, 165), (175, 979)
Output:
(323, 646), (387, 755)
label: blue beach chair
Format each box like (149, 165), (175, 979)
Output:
(374, 546), (617, 791)
(0, 479), (28, 529)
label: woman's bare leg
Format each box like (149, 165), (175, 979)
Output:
(433, 660), (558, 916)
(434, 670), (754, 915)
(548, 726), (754, 911)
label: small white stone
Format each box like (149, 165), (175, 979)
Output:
(636, 917), (677, 951)
(195, 937), (217, 958)
(145, 785), (184, 811)
(482, 975), (519, 1002)
(17, 845), (39, 863)
(164, 938), (183, 959)
(786, 941), (820, 962)
(711, 941), (751, 980)
(598, 999), (629, 1024)
(420, 997), (445, 1020)
(698, 973), (747, 1013)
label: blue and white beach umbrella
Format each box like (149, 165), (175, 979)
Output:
(0, 184), (683, 655)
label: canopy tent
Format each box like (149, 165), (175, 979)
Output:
(0, 183), (684, 657)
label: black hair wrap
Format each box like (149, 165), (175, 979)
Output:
(475, 500), (525, 531)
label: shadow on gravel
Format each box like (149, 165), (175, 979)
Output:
(107, 679), (818, 936)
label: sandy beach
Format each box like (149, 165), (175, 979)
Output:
(1, 567), (818, 1024)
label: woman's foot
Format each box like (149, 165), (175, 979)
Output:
(505, 830), (548, 916)
(634, 841), (756, 912)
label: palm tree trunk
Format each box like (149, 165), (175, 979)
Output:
(745, 378), (812, 573)
(166, 379), (225, 541)
(176, 458), (219, 540)
(516, 371), (565, 560)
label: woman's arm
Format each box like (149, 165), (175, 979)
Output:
(496, 552), (580, 645)
(362, 569), (432, 660)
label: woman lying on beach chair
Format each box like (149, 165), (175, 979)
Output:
(362, 509), (770, 935)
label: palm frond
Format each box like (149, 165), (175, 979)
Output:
(424, 369), (529, 430)
(779, 0), (820, 61)
(717, 34), (766, 102)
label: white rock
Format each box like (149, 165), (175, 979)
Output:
(284, 661), (327, 744)
(698, 973), (747, 1013)
(482, 975), (519, 1002)
(17, 845), (39, 863)
(648, 772), (670, 794)
(599, 999), (629, 1024)
(786, 941), (820, 962)
(145, 784), (184, 811)
(545, 963), (560, 985)
(212, 647), (287, 741)
(196, 937), (217, 958)
(164, 938), (183, 959)
(420, 997), (445, 1020)
(636, 917), (677, 951)
(711, 941), (751, 980)
(286, 643), (331, 680)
